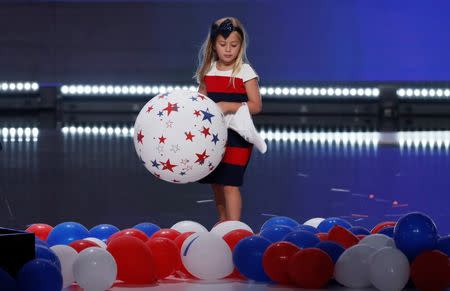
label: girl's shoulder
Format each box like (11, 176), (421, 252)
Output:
(239, 63), (259, 82)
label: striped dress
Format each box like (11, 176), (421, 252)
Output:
(199, 62), (259, 186)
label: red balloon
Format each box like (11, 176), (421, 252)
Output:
(107, 228), (148, 244)
(411, 250), (450, 290)
(370, 221), (396, 234)
(316, 232), (329, 241)
(26, 223), (53, 241)
(145, 237), (181, 280)
(262, 242), (300, 284)
(173, 232), (196, 279)
(174, 232), (195, 250)
(328, 225), (359, 249)
(69, 240), (99, 253)
(107, 236), (157, 284)
(288, 248), (334, 288)
(151, 228), (181, 241)
(223, 229), (254, 279)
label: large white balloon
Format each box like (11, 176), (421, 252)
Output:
(84, 237), (107, 249)
(359, 234), (395, 250)
(181, 232), (233, 280)
(335, 244), (377, 288)
(50, 245), (78, 288)
(210, 220), (253, 237)
(171, 220), (208, 233)
(134, 90), (227, 184)
(303, 217), (324, 228)
(73, 247), (117, 291)
(369, 247), (410, 291)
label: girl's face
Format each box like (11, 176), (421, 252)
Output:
(214, 32), (242, 66)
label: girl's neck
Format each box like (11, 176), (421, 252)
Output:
(216, 60), (235, 71)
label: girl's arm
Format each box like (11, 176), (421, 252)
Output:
(218, 78), (262, 115)
(243, 78), (262, 114)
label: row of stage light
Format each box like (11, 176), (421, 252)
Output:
(1, 81), (450, 99)
(0, 127), (39, 142)
(57, 126), (450, 149)
(0, 82), (39, 93)
(2, 125), (450, 149)
(59, 85), (380, 98)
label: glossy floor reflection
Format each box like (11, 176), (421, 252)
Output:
(63, 277), (419, 291)
(1, 123), (449, 235)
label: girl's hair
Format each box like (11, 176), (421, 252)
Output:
(194, 17), (249, 87)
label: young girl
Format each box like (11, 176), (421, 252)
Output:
(195, 17), (262, 221)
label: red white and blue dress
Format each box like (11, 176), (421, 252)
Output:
(199, 62), (259, 186)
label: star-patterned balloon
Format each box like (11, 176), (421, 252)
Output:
(134, 90), (227, 183)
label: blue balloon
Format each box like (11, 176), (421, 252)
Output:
(315, 241), (345, 264)
(283, 230), (320, 249)
(292, 224), (319, 234)
(437, 235), (450, 256)
(89, 224), (120, 242)
(35, 245), (61, 270)
(378, 226), (394, 238)
(47, 222), (89, 246)
(0, 267), (17, 291)
(260, 225), (293, 243)
(349, 226), (370, 235)
(233, 236), (272, 282)
(17, 259), (62, 291)
(317, 217), (352, 233)
(260, 216), (299, 232)
(133, 222), (161, 238)
(393, 212), (438, 261)
(35, 237), (49, 248)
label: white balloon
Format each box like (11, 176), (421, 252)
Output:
(84, 237), (108, 249)
(335, 244), (377, 288)
(73, 247), (117, 291)
(181, 232), (233, 280)
(171, 221), (208, 233)
(134, 90), (227, 184)
(303, 217), (324, 228)
(50, 245), (78, 288)
(359, 234), (395, 250)
(210, 220), (253, 237)
(369, 247), (410, 291)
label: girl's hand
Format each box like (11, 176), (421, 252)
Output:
(217, 102), (228, 114)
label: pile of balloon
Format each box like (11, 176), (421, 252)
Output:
(1, 211), (449, 291)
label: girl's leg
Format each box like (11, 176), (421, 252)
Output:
(212, 184), (226, 221)
(223, 185), (242, 221)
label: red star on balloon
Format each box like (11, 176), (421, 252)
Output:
(163, 102), (179, 116)
(158, 135), (167, 144)
(195, 150), (209, 165)
(185, 131), (195, 141)
(146, 105), (153, 113)
(200, 126), (211, 137)
(137, 130), (144, 144)
(193, 110), (201, 117)
(160, 159), (177, 172)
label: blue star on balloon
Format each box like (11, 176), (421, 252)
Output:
(211, 133), (219, 145)
(201, 109), (215, 123)
(157, 111), (164, 117)
(151, 159), (160, 168)
(190, 96), (198, 101)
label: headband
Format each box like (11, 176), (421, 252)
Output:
(210, 18), (243, 40)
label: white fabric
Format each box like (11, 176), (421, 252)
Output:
(225, 103), (267, 154)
